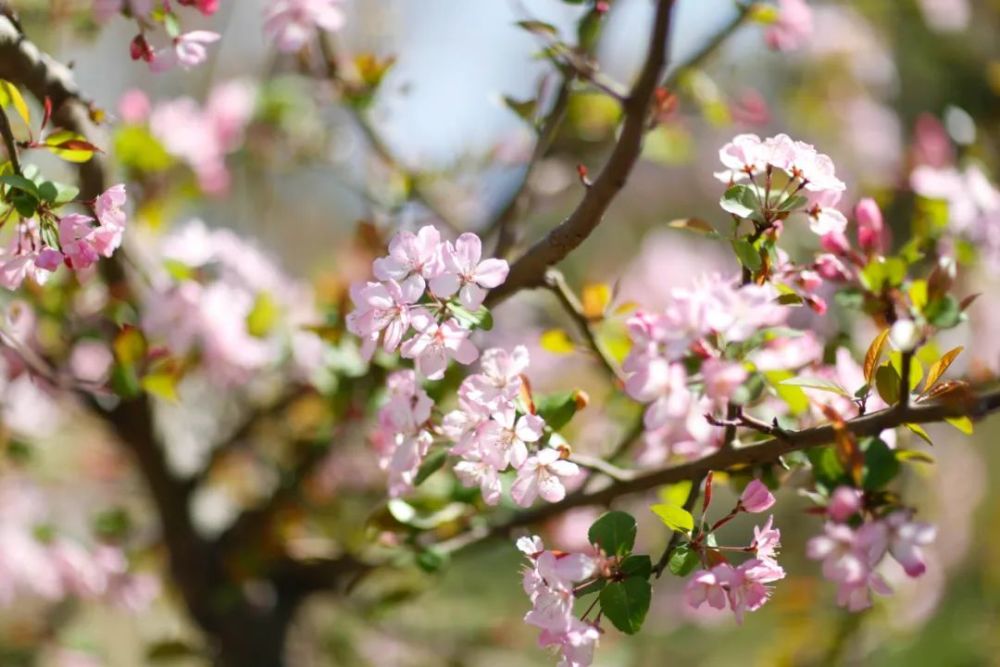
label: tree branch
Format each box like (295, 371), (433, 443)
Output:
(438, 386), (1000, 555)
(544, 268), (623, 381)
(483, 0), (677, 307)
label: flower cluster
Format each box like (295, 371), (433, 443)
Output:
(0, 478), (157, 611)
(0, 184), (129, 290)
(683, 480), (786, 623)
(347, 225), (509, 377)
(518, 535), (602, 667)
(622, 275), (785, 460)
(94, 1), (221, 72)
(119, 80), (257, 195)
(444, 346), (580, 507)
(142, 219), (320, 387)
(715, 133), (848, 236)
(807, 501), (935, 611)
(264, 0), (346, 53)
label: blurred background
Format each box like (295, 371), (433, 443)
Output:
(4, 0), (1000, 664)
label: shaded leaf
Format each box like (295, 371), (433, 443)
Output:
(600, 577), (651, 635)
(588, 511), (636, 557)
(863, 328), (890, 386)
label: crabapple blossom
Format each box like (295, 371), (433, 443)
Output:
(828, 486), (863, 522)
(885, 511), (936, 578)
(740, 479), (776, 513)
(512, 448), (580, 506)
(150, 31), (221, 72)
(400, 316), (479, 380)
(264, 0), (346, 53)
(461, 344), (529, 409)
(765, 0), (814, 52)
(429, 233), (511, 309)
(346, 279), (423, 359)
(701, 358), (748, 403)
(855, 197), (886, 252)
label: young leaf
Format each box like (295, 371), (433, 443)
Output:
(874, 364), (901, 405)
(921, 346), (963, 394)
(863, 328), (890, 386)
(861, 438), (900, 490)
(539, 328), (575, 355)
(720, 184), (757, 218)
(903, 423), (934, 447)
(779, 376), (850, 397)
(414, 448), (448, 486)
(650, 502), (694, 533)
(535, 391), (582, 431)
(667, 217), (717, 235)
(668, 544), (700, 577)
(0, 80), (30, 126)
(945, 416), (973, 435)
(732, 239), (762, 273)
(599, 577), (651, 635)
(581, 283), (611, 320)
(588, 511), (637, 557)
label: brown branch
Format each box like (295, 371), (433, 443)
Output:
(484, 0), (677, 307)
(0, 105), (21, 174)
(438, 386), (1000, 555)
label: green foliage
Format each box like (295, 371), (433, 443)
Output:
(600, 576), (651, 635)
(588, 511), (637, 557)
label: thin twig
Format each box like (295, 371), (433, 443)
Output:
(544, 268), (624, 381)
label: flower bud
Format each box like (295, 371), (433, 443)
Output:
(740, 479), (776, 513)
(827, 486), (862, 522)
(890, 319), (919, 352)
(855, 198), (885, 253)
(820, 230), (851, 255)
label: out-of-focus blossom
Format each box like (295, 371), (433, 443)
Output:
(765, 0), (814, 51)
(855, 198), (886, 253)
(916, 0), (971, 33)
(264, 0), (346, 53)
(827, 486), (862, 522)
(151, 31), (221, 73)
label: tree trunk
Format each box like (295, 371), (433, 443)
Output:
(210, 594), (301, 667)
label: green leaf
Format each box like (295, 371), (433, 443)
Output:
(246, 292), (281, 338)
(668, 217), (718, 236)
(650, 502), (694, 533)
(599, 577), (651, 635)
(667, 543), (700, 577)
(777, 194), (807, 211)
(925, 295), (962, 329)
(11, 191), (36, 217)
(414, 448), (448, 486)
(0, 173), (39, 198)
(657, 480), (692, 508)
(807, 446), (847, 490)
(415, 547), (449, 573)
(731, 239), (762, 272)
(720, 184), (757, 218)
(535, 391), (581, 431)
(574, 578), (606, 597)
(449, 303), (493, 331)
(861, 437), (900, 490)
(875, 364), (901, 405)
(619, 554), (652, 579)
(588, 511), (637, 557)
(0, 80), (30, 127)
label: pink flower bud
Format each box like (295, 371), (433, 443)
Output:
(815, 254), (850, 281)
(827, 486), (862, 522)
(740, 479), (775, 513)
(855, 198), (885, 253)
(820, 230), (851, 255)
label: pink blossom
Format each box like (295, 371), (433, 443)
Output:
(264, 0), (346, 53)
(346, 279), (422, 359)
(454, 453), (502, 505)
(723, 558), (784, 623)
(92, 184), (128, 256)
(855, 197), (885, 252)
(685, 566), (730, 611)
(118, 89), (151, 123)
(701, 358), (748, 403)
(479, 408), (544, 470)
(740, 479), (776, 513)
(429, 233), (510, 309)
(151, 31), (221, 72)
(765, 0), (814, 51)
(885, 511), (936, 577)
(752, 515), (781, 564)
(373, 225), (443, 293)
(462, 345), (528, 408)
(625, 357), (691, 430)
(827, 486), (862, 522)
(400, 317), (479, 380)
(177, 0), (220, 16)
(59, 214), (101, 270)
(538, 618), (600, 667)
(814, 253), (850, 281)
(511, 448), (579, 506)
